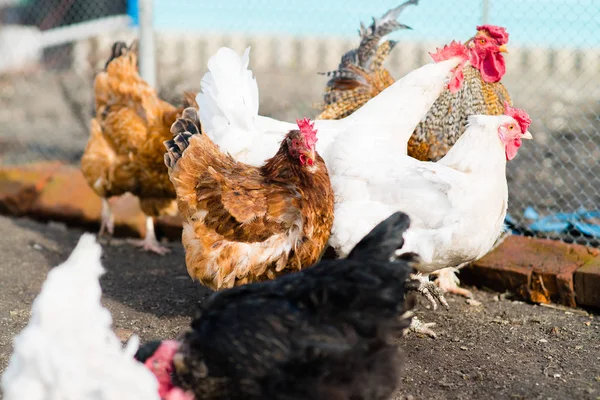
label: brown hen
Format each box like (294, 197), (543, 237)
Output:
(81, 41), (197, 254)
(164, 109), (334, 290)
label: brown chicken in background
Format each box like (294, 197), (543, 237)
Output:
(81, 41), (197, 254)
(164, 109), (334, 290)
(318, 14), (512, 162)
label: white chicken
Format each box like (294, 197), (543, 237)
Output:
(330, 108), (532, 281)
(0, 234), (165, 400)
(196, 45), (468, 167)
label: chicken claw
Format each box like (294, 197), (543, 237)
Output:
(404, 316), (437, 338)
(434, 267), (473, 299)
(406, 272), (449, 310)
(128, 238), (170, 255)
(127, 216), (171, 255)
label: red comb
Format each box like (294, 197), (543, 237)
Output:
(476, 25), (509, 45)
(296, 117), (318, 148)
(429, 40), (469, 63)
(504, 102), (531, 134)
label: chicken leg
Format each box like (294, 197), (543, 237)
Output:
(127, 216), (170, 255)
(407, 272), (449, 310)
(98, 199), (115, 237)
(404, 273), (448, 338)
(433, 231), (510, 298)
(433, 267), (473, 299)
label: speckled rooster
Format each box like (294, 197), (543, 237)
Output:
(318, 10), (511, 162)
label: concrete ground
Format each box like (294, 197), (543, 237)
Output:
(0, 215), (599, 400)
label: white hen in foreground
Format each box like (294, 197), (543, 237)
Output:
(1, 234), (161, 400)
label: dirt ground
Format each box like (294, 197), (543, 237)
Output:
(0, 215), (599, 400)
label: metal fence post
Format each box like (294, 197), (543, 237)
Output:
(482, 0), (489, 24)
(138, 0), (156, 87)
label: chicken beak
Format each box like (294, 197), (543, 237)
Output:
(498, 44), (508, 53)
(172, 353), (187, 372)
(522, 131), (533, 140)
(308, 149), (316, 165)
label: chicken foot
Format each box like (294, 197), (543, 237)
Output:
(433, 267), (473, 299)
(127, 216), (170, 255)
(432, 232), (511, 298)
(405, 316), (438, 338)
(403, 274), (447, 338)
(406, 272), (449, 310)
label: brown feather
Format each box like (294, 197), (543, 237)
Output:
(81, 41), (198, 218)
(166, 111), (334, 290)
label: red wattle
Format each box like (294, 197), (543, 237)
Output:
(479, 52), (506, 83)
(448, 64), (465, 93)
(505, 138), (522, 161)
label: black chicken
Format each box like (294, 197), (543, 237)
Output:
(135, 211), (418, 400)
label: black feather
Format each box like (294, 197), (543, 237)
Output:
(134, 340), (162, 363)
(172, 212), (417, 400)
(163, 107), (202, 169)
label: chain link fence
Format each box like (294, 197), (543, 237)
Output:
(0, 0), (599, 246)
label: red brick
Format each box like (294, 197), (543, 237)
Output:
(574, 256), (600, 308)
(0, 163), (149, 238)
(460, 235), (599, 307)
(28, 165), (147, 238)
(0, 162), (188, 241)
(28, 164), (102, 224)
(0, 162), (63, 215)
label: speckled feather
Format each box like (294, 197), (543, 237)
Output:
(409, 65), (512, 161)
(165, 108), (334, 290)
(318, 40), (512, 161)
(316, 1), (415, 120)
(318, 64), (395, 120)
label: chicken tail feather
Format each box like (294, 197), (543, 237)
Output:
(105, 40), (135, 70)
(346, 0), (417, 72)
(347, 211), (417, 264)
(164, 107), (201, 168)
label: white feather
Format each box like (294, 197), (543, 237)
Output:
(194, 46), (512, 275)
(195, 47), (463, 166)
(331, 115), (513, 273)
(1, 233), (159, 400)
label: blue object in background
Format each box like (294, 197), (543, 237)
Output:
(127, 0), (139, 26)
(523, 207), (600, 237)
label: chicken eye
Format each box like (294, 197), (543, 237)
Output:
(479, 38), (486, 44)
(508, 124), (514, 130)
